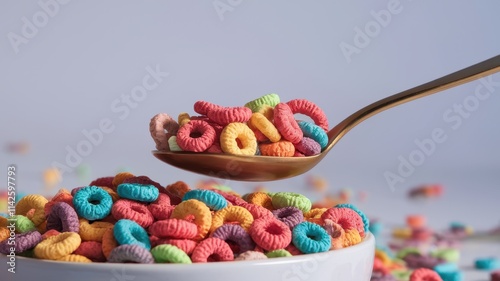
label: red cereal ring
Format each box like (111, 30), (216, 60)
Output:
(111, 199), (154, 228)
(191, 237), (234, 263)
(194, 101), (222, 115)
(211, 190), (247, 206)
(409, 268), (443, 281)
(89, 177), (114, 188)
(206, 143), (223, 154)
(207, 106), (252, 126)
(73, 240), (106, 262)
(148, 194), (175, 221)
(273, 103), (303, 144)
(286, 99), (329, 132)
(321, 207), (365, 237)
(176, 120), (216, 152)
(150, 113), (180, 151)
(165, 181), (191, 204)
(249, 217), (292, 251)
(236, 202), (273, 220)
(150, 237), (198, 255)
(44, 189), (74, 216)
(148, 219), (199, 240)
(285, 243), (303, 255)
(123, 175), (163, 191)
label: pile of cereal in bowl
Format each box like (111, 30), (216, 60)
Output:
(149, 93), (329, 156)
(0, 172), (369, 264)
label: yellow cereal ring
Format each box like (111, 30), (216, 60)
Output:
(34, 232), (81, 260)
(245, 192), (274, 211)
(171, 199), (212, 240)
(392, 227), (412, 239)
(0, 227), (9, 242)
(250, 113), (281, 143)
(220, 122), (257, 156)
(178, 112), (191, 126)
(57, 254), (92, 263)
(100, 186), (120, 202)
(375, 248), (392, 267)
(210, 206), (254, 233)
(256, 104), (274, 120)
(304, 208), (328, 224)
(343, 228), (361, 247)
(15, 194), (48, 226)
(79, 219), (113, 242)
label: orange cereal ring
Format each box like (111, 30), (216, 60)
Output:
(250, 112), (281, 143)
(112, 172), (135, 191)
(286, 99), (329, 132)
(304, 208), (327, 224)
(34, 232), (81, 260)
(210, 206), (254, 233)
(220, 122), (257, 156)
(176, 120), (216, 152)
(245, 192), (274, 211)
(44, 189), (74, 216)
(256, 104), (275, 120)
(171, 199), (212, 240)
(0, 227), (9, 242)
(343, 228), (361, 247)
(259, 140), (295, 157)
(178, 112), (191, 126)
(101, 227), (119, 260)
(57, 254), (92, 263)
(194, 100), (221, 115)
(273, 103), (303, 144)
(0, 216), (7, 227)
(100, 186), (120, 202)
(15, 194), (48, 226)
(79, 219), (113, 242)
(407, 215), (426, 229)
(207, 106), (252, 126)
(74, 240), (105, 262)
(150, 113), (180, 151)
(36, 220), (47, 234)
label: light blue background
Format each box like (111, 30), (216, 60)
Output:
(1, 1), (499, 230)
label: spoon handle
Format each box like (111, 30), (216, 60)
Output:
(327, 55), (500, 146)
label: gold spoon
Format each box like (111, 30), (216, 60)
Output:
(153, 55), (500, 181)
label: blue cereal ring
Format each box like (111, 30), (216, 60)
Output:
(114, 219), (151, 250)
(117, 183), (159, 203)
(292, 221), (331, 254)
(182, 190), (227, 211)
(434, 263), (463, 281)
(336, 203), (370, 234)
(73, 186), (113, 220)
(297, 121), (328, 149)
(475, 257), (500, 270)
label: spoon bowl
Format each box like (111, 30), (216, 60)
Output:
(154, 55), (500, 181)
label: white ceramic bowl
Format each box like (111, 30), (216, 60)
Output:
(1, 233), (374, 281)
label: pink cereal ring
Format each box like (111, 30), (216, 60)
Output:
(207, 107), (252, 126)
(162, 238), (198, 255)
(286, 99), (329, 132)
(111, 199), (154, 228)
(150, 113), (180, 151)
(273, 103), (303, 144)
(176, 120), (216, 152)
(237, 202), (274, 220)
(148, 194), (175, 221)
(191, 237), (234, 263)
(249, 217), (292, 251)
(194, 101), (222, 115)
(409, 268), (443, 281)
(148, 218), (199, 240)
(320, 207), (365, 237)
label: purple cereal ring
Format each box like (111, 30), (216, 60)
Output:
(46, 202), (80, 233)
(293, 137), (321, 156)
(0, 231), (42, 254)
(107, 244), (155, 264)
(272, 206), (304, 229)
(211, 224), (255, 255)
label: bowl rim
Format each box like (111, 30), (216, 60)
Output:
(3, 232), (374, 270)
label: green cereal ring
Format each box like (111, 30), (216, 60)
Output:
(168, 136), (183, 151)
(151, 244), (192, 264)
(396, 247), (421, 260)
(266, 249), (292, 258)
(244, 93), (280, 112)
(431, 248), (460, 263)
(272, 192), (312, 213)
(13, 215), (36, 233)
